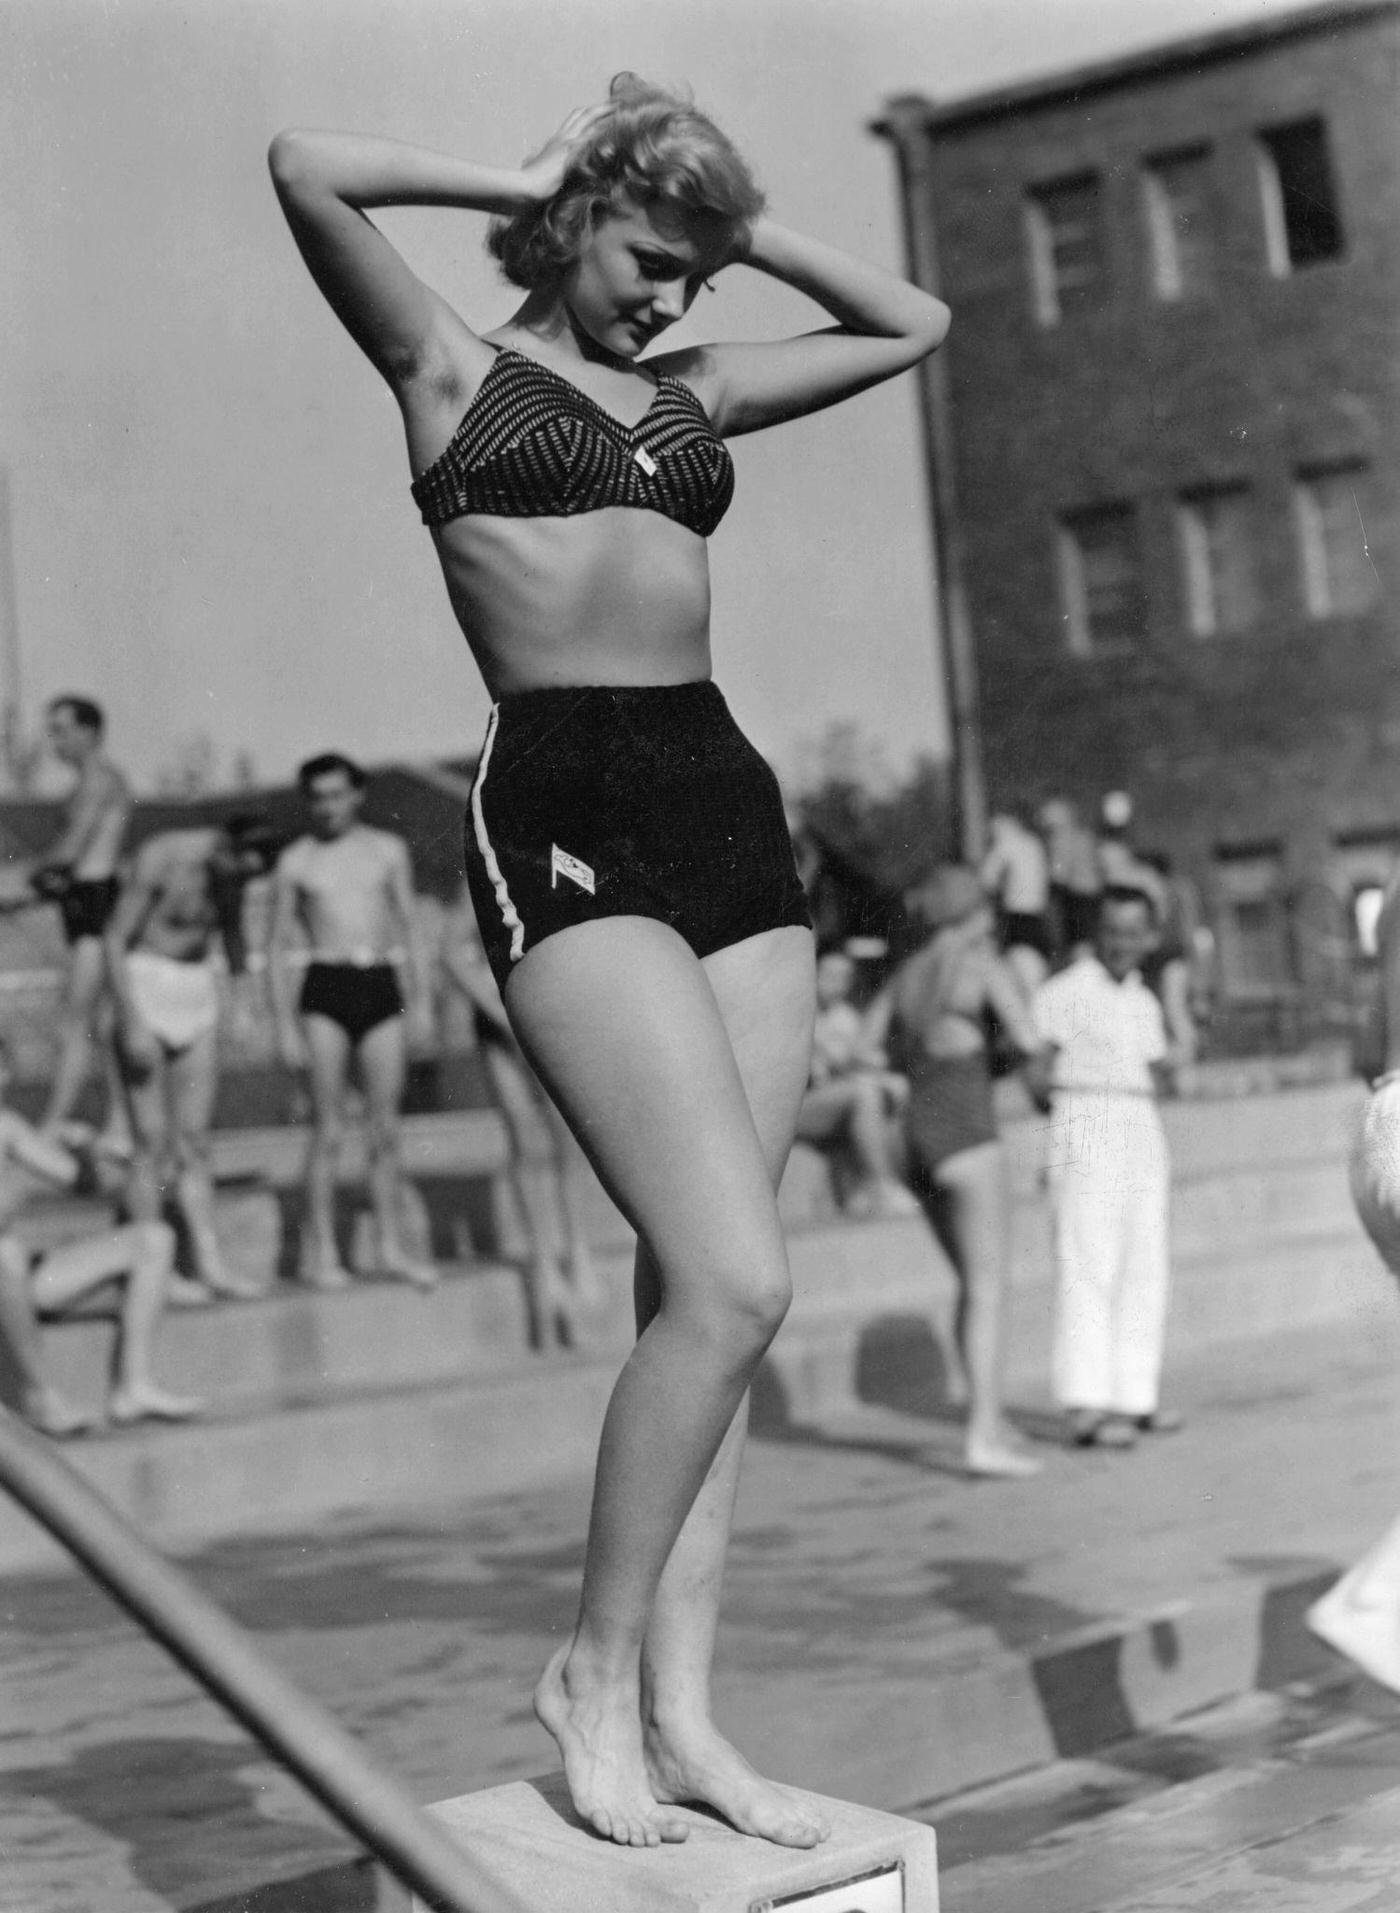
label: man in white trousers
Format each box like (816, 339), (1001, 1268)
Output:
(1033, 886), (1184, 1449)
(1310, 868), (1400, 1690)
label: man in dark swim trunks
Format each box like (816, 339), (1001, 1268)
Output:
(268, 753), (435, 1290)
(30, 696), (132, 1135)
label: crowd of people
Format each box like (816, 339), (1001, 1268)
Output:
(0, 691), (1197, 1485)
(796, 793), (1204, 1473)
(0, 694), (602, 1436)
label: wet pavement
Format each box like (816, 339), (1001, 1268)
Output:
(939, 1677), (1400, 1910)
(1, 1310), (1398, 1911)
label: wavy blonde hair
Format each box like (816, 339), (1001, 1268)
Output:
(488, 74), (764, 291)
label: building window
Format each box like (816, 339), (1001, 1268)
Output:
(1026, 173), (1105, 325)
(1176, 486), (1255, 636)
(1294, 465), (1375, 617)
(1143, 146), (1213, 301)
(1057, 506), (1146, 657)
(1213, 848), (1292, 995)
(1257, 118), (1344, 274)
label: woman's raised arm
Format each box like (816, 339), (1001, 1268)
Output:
(656, 219), (950, 437)
(267, 110), (607, 386)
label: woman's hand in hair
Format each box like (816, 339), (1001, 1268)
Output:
(521, 103), (613, 203)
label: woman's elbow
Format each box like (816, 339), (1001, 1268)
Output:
(267, 129), (318, 194)
(912, 295), (952, 357)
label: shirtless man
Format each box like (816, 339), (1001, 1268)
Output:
(106, 815), (278, 1302)
(268, 753), (435, 1290)
(0, 1035), (200, 1434)
(31, 696), (133, 1133)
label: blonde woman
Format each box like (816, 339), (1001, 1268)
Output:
(270, 76), (948, 1848)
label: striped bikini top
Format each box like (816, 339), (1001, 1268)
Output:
(410, 348), (734, 539)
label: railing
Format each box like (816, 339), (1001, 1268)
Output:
(0, 1409), (526, 1913)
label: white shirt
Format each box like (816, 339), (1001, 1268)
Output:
(1033, 955), (1166, 1096)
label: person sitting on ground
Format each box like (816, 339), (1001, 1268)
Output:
(0, 1037), (200, 1434)
(863, 866), (1047, 1479)
(980, 809), (1053, 996)
(440, 897), (602, 1349)
(268, 753), (437, 1291)
(105, 814), (280, 1303)
(795, 946), (917, 1220)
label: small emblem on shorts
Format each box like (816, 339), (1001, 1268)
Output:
(551, 845), (595, 894)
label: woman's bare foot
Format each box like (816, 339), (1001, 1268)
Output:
(644, 1714), (829, 1848)
(109, 1384), (204, 1425)
(535, 1644), (691, 1847)
(965, 1425), (1044, 1479)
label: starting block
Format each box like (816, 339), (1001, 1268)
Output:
(412, 1771), (938, 1913)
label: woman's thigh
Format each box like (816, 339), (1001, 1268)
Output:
(700, 926), (816, 1181)
(503, 918), (811, 1307)
(928, 1139), (1008, 1276)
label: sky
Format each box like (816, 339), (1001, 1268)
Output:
(0, 0), (1330, 793)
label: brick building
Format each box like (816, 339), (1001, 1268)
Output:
(878, 0), (1400, 1033)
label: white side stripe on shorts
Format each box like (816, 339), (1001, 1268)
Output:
(471, 706), (527, 964)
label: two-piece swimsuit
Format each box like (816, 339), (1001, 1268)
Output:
(411, 346), (811, 990)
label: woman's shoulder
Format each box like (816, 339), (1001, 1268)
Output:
(642, 342), (724, 412)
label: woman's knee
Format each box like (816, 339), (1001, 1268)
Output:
(674, 1247), (793, 1351)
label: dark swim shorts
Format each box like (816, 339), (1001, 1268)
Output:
(903, 1052), (999, 1182)
(463, 681), (812, 992)
(58, 876), (121, 945)
(299, 962), (404, 1045)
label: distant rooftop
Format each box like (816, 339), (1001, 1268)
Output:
(875, 0), (1399, 136)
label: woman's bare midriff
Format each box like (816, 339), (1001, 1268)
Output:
(429, 506), (715, 697)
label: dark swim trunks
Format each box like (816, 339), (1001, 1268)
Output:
(902, 1052), (999, 1185)
(1052, 882), (1102, 951)
(299, 963), (404, 1045)
(57, 876), (121, 946)
(463, 681), (812, 993)
(1002, 910), (1054, 960)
